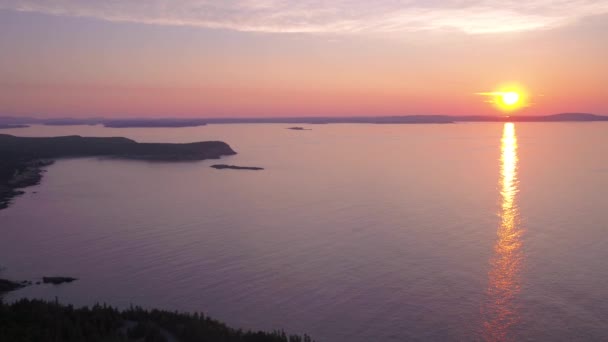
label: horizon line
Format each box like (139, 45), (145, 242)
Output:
(1, 112), (607, 120)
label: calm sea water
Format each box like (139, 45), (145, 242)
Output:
(1, 123), (607, 341)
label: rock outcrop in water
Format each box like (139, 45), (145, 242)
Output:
(287, 127), (312, 130)
(0, 134), (237, 210)
(0, 275), (76, 295)
(211, 164), (264, 170)
(42, 276), (78, 285)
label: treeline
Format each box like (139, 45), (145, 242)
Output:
(0, 298), (314, 342)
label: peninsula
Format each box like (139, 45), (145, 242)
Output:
(0, 134), (236, 210)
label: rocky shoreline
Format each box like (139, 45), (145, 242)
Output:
(0, 278), (25, 293)
(0, 275), (78, 295)
(0, 159), (53, 210)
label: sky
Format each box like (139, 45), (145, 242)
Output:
(0, 1), (607, 118)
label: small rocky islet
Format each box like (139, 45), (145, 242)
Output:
(211, 164), (264, 170)
(42, 276), (78, 285)
(287, 126), (312, 130)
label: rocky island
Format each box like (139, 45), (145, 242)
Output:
(42, 276), (78, 285)
(0, 134), (236, 210)
(287, 127), (312, 130)
(211, 164), (264, 170)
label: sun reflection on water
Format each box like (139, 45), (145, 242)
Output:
(483, 122), (523, 341)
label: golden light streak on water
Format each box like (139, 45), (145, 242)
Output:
(483, 122), (524, 341)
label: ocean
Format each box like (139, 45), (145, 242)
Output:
(1, 122), (607, 341)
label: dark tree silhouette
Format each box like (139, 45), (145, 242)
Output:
(0, 298), (314, 342)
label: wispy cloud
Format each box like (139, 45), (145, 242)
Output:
(1, 0), (608, 34)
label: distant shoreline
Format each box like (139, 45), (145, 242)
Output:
(1, 113), (607, 127)
(0, 124), (29, 129)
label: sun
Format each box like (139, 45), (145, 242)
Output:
(501, 92), (520, 106)
(477, 83), (528, 113)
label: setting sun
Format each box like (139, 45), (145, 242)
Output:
(501, 92), (520, 106)
(477, 84), (528, 113)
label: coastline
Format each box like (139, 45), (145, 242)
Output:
(0, 159), (53, 211)
(0, 134), (237, 211)
(0, 132), (310, 341)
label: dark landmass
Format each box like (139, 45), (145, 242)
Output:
(203, 115), (455, 124)
(0, 275), (75, 293)
(451, 113), (608, 122)
(33, 118), (208, 128)
(0, 159), (53, 210)
(0, 117), (208, 128)
(0, 134), (236, 210)
(180, 113), (608, 123)
(287, 127), (312, 130)
(0, 124), (29, 129)
(41, 118), (103, 126)
(0, 279), (24, 293)
(0, 134), (235, 163)
(104, 119), (208, 128)
(42, 276), (78, 285)
(211, 164), (264, 171)
(0, 298), (314, 342)
(0, 116), (41, 125)
(3, 113), (607, 127)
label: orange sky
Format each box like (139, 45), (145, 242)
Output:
(0, 3), (606, 118)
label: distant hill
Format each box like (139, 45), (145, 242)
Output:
(535, 113), (608, 121)
(103, 119), (208, 128)
(0, 124), (28, 129)
(202, 115), (455, 124)
(453, 113), (608, 122)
